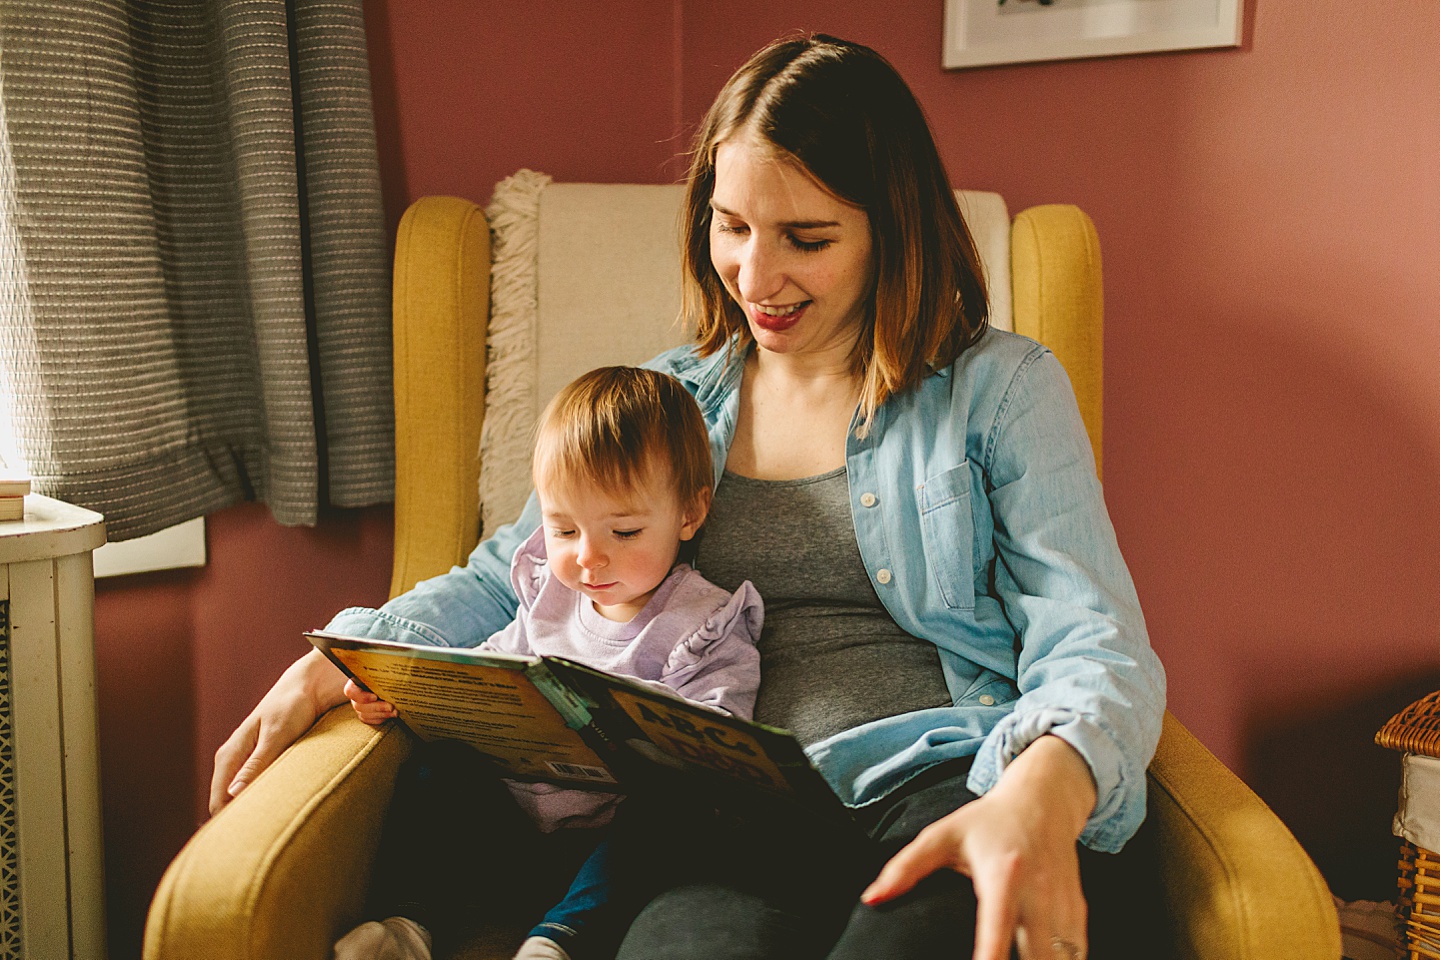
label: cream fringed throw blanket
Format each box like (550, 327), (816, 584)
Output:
(481, 170), (551, 538)
(478, 174), (691, 536)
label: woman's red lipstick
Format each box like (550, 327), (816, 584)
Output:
(750, 302), (808, 331)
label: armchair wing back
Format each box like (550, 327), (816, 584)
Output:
(143, 185), (1339, 960)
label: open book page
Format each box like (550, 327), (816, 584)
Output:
(544, 658), (858, 831)
(307, 632), (618, 787)
(608, 685), (794, 793)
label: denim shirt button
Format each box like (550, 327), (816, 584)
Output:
(979, 694), (996, 706)
(860, 492), (878, 507)
(875, 568), (892, 585)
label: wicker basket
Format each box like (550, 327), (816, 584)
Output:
(1400, 841), (1440, 960)
(1379, 690), (1440, 757)
(1380, 691), (1440, 960)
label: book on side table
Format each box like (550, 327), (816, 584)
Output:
(0, 475), (31, 522)
(306, 629), (861, 836)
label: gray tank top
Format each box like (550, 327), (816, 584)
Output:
(694, 467), (952, 748)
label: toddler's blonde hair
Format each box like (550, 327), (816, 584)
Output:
(533, 367), (712, 511)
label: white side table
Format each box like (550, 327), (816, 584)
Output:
(0, 495), (107, 959)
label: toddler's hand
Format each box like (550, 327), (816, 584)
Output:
(344, 678), (397, 725)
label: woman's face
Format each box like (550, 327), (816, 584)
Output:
(709, 138), (873, 361)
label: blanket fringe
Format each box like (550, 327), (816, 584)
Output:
(480, 169), (550, 537)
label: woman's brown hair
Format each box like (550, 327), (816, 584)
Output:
(533, 366), (713, 510)
(680, 34), (989, 429)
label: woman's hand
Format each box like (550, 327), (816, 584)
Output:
(861, 735), (1097, 960)
(208, 648), (349, 815)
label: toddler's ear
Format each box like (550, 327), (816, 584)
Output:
(680, 488), (712, 540)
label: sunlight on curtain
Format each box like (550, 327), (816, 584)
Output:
(0, 0), (393, 540)
(0, 69), (43, 476)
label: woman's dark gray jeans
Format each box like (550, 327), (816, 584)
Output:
(614, 759), (1166, 959)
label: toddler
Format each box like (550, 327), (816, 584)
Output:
(335, 366), (762, 960)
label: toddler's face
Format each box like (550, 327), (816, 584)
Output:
(536, 465), (706, 623)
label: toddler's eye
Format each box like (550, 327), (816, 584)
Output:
(550, 528), (576, 539)
(615, 529), (642, 540)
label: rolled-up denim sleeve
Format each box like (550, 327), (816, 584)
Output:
(325, 493), (543, 648)
(965, 349), (1165, 853)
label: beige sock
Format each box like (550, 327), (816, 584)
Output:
(332, 916), (433, 960)
(513, 935), (573, 960)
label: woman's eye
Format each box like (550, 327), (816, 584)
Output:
(615, 529), (642, 540)
(714, 220), (748, 236)
(788, 235), (831, 253)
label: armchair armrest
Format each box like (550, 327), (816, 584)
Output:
(391, 195), (491, 599)
(143, 709), (412, 960)
(1148, 711), (1340, 960)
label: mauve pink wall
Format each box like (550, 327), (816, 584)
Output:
(365, 0), (682, 231)
(98, 4), (1439, 956)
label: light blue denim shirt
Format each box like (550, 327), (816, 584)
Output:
(329, 328), (1165, 853)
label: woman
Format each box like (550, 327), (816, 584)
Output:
(212, 34), (1165, 960)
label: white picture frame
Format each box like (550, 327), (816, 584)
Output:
(943, 0), (1243, 70)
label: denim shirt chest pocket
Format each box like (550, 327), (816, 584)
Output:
(956, 667), (1019, 709)
(917, 461), (977, 611)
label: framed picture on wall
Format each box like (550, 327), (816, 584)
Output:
(943, 0), (1243, 70)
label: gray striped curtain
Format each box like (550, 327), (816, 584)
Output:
(0, 0), (393, 540)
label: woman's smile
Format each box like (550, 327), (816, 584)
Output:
(749, 300), (810, 331)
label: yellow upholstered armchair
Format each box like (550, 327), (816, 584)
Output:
(144, 185), (1340, 960)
